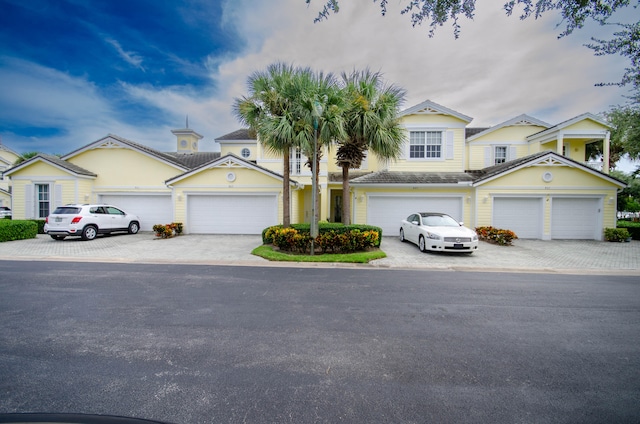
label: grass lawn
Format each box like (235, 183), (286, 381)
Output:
(252, 244), (387, 263)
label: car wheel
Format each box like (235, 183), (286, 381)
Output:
(128, 221), (140, 234)
(399, 228), (405, 242)
(50, 235), (66, 241)
(419, 235), (427, 252)
(81, 225), (98, 241)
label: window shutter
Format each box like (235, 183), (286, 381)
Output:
(445, 131), (454, 160)
(54, 184), (63, 208)
(509, 146), (517, 161)
(399, 138), (408, 160)
(25, 184), (34, 219)
(484, 147), (492, 167)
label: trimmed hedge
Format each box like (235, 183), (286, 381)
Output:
(616, 220), (640, 240)
(0, 219), (38, 242)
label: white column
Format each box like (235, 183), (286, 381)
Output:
(603, 131), (610, 174)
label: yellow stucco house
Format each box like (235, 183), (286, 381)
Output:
(3, 99), (626, 239)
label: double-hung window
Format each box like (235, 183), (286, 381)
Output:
(36, 183), (50, 218)
(289, 147), (303, 175)
(494, 146), (508, 165)
(409, 131), (442, 159)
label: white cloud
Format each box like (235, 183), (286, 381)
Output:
(104, 38), (145, 72)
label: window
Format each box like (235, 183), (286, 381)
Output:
(494, 146), (507, 164)
(409, 131), (442, 159)
(290, 147), (303, 174)
(36, 184), (50, 218)
(241, 148), (251, 158)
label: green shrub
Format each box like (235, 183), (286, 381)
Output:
(0, 220), (38, 242)
(475, 226), (518, 246)
(616, 220), (640, 240)
(604, 227), (631, 242)
(265, 225), (381, 253)
(262, 223), (383, 247)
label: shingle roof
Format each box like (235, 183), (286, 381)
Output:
(12, 154), (97, 177)
(216, 129), (256, 141)
(165, 152), (221, 169)
(327, 171), (375, 182)
(465, 128), (490, 139)
(350, 171), (475, 185)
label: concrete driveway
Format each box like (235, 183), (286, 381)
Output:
(0, 232), (639, 274)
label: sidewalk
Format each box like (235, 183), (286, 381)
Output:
(0, 233), (639, 275)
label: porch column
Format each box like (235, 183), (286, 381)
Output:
(556, 132), (564, 155)
(319, 183), (329, 222)
(603, 131), (610, 174)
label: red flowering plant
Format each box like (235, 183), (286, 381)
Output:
(475, 226), (518, 246)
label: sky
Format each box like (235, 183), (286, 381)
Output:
(0, 0), (637, 170)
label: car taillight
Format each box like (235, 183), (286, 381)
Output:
(71, 216), (83, 224)
(45, 217), (49, 224)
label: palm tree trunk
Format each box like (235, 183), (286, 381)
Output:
(341, 165), (350, 225)
(283, 152), (290, 227)
(315, 146), (321, 225)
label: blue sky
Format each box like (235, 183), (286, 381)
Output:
(0, 0), (636, 169)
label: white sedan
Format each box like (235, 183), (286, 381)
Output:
(400, 212), (479, 253)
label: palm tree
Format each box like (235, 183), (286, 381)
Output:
(336, 70), (406, 225)
(290, 69), (346, 226)
(234, 63), (297, 227)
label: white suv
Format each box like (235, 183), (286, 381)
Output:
(44, 204), (141, 241)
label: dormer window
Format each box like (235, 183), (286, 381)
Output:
(241, 148), (251, 158)
(494, 146), (507, 164)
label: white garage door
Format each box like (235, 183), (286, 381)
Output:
(367, 195), (463, 236)
(551, 197), (600, 240)
(100, 194), (172, 231)
(493, 197), (543, 239)
(188, 194), (278, 234)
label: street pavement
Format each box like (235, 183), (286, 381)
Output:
(0, 232), (639, 275)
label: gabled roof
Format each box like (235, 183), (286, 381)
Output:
(466, 114), (551, 142)
(62, 134), (190, 170)
(215, 129), (256, 142)
(165, 153), (299, 186)
(350, 170), (475, 185)
(471, 150), (626, 187)
(399, 99), (473, 123)
(4, 154), (97, 178)
(0, 143), (20, 157)
(526, 113), (610, 142)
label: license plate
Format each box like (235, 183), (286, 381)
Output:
(55, 217), (62, 222)
(453, 243), (464, 249)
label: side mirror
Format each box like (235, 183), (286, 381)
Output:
(459, 222), (464, 226)
(412, 221), (419, 225)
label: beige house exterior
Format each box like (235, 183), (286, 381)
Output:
(0, 143), (21, 208)
(3, 99), (626, 240)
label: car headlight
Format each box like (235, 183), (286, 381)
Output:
(425, 232), (441, 240)
(472, 234), (478, 241)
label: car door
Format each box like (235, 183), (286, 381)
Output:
(105, 206), (128, 231)
(88, 206), (111, 230)
(405, 214), (420, 243)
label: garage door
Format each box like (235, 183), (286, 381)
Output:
(188, 194), (278, 234)
(100, 194), (172, 232)
(493, 197), (543, 239)
(551, 197), (600, 240)
(367, 195), (463, 236)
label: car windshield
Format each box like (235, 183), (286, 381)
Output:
(52, 207), (81, 214)
(421, 214), (460, 227)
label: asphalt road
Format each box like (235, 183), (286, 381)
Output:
(1, 261), (639, 423)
